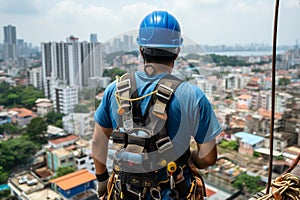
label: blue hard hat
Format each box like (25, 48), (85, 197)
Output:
(137, 11), (183, 48)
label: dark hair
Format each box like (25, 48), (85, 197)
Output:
(141, 47), (178, 64)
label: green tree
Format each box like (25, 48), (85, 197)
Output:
(0, 123), (19, 135)
(219, 140), (239, 151)
(52, 166), (75, 179)
(0, 137), (38, 177)
(54, 119), (63, 128)
(0, 166), (9, 184)
(46, 111), (64, 125)
(103, 68), (126, 81)
(0, 188), (10, 199)
(278, 77), (291, 86)
(20, 85), (45, 109)
(26, 117), (47, 143)
(233, 173), (264, 193)
(7, 94), (19, 106)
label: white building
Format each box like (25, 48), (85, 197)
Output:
(48, 135), (79, 149)
(224, 74), (244, 90)
(41, 36), (104, 98)
(29, 67), (43, 89)
(51, 85), (78, 114)
(74, 141), (95, 172)
(35, 99), (53, 116)
(62, 112), (93, 135)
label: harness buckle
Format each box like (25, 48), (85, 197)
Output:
(156, 137), (173, 154)
(117, 79), (131, 92)
(127, 184), (147, 200)
(157, 84), (173, 100)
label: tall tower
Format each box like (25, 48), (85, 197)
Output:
(90, 33), (98, 43)
(3, 25), (17, 61)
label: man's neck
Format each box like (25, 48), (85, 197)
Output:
(144, 62), (172, 75)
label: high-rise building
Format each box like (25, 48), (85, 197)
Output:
(3, 25), (17, 61)
(52, 85), (78, 114)
(41, 36), (104, 98)
(29, 67), (43, 90)
(90, 33), (98, 43)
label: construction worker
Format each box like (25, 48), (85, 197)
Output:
(92, 10), (222, 200)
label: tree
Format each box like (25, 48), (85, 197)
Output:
(103, 68), (126, 81)
(0, 123), (19, 135)
(26, 117), (47, 143)
(233, 173), (264, 193)
(52, 166), (75, 179)
(7, 94), (19, 106)
(0, 137), (38, 175)
(46, 111), (64, 125)
(0, 166), (9, 184)
(219, 140), (239, 151)
(278, 77), (291, 86)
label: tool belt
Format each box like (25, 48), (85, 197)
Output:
(103, 166), (206, 200)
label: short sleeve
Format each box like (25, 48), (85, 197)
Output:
(94, 82), (116, 128)
(192, 87), (222, 144)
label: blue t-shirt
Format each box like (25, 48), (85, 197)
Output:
(94, 71), (222, 145)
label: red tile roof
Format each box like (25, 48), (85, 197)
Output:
(9, 108), (37, 118)
(50, 169), (96, 190)
(238, 94), (252, 100)
(49, 135), (79, 145)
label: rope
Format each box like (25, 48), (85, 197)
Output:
(114, 74), (158, 108)
(257, 173), (300, 200)
(115, 90), (158, 102)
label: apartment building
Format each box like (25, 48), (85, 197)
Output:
(62, 112), (93, 135)
(51, 85), (78, 114)
(28, 67), (43, 90)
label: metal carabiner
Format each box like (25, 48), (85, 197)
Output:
(150, 187), (161, 200)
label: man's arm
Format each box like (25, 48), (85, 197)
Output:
(92, 123), (113, 174)
(190, 138), (218, 169)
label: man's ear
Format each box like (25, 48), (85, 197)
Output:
(139, 47), (145, 60)
(173, 47), (180, 60)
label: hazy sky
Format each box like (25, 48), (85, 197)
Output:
(0, 0), (299, 46)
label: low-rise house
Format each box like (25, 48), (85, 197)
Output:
(49, 169), (96, 199)
(8, 171), (46, 200)
(46, 147), (75, 172)
(9, 108), (37, 127)
(35, 98), (53, 116)
(47, 125), (66, 138)
(234, 132), (264, 156)
(48, 134), (79, 149)
(0, 111), (12, 125)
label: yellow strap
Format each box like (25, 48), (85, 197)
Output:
(186, 180), (196, 199)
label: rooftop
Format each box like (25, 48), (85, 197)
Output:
(49, 135), (78, 145)
(238, 94), (252, 99)
(9, 108), (37, 118)
(49, 169), (96, 190)
(36, 102), (53, 107)
(35, 98), (51, 104)
(234, 132), (264, 145)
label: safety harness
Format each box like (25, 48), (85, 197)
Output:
(106, 72), (202, 200)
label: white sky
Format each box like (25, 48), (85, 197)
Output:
(0, 0), (299, 46)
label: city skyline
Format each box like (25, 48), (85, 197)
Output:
(0, 0), (299, 47)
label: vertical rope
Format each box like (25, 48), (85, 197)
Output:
(266, 0), (280, 194)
